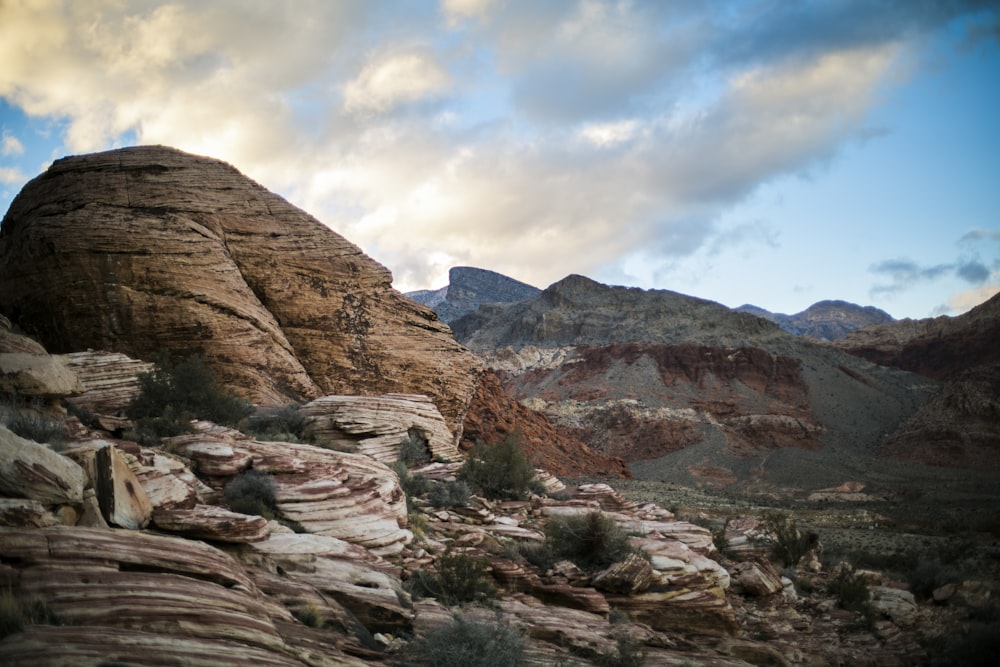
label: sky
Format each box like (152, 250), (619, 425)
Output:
(1, 1), (998, 320)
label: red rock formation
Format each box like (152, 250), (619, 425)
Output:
(461, 370), (631, 478)
(0, 146), (480, 434)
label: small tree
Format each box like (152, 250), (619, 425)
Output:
(757, 512), (818, 568)
(458, 431), (536, 501)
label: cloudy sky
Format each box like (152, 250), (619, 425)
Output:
(1, 1), (998, 319)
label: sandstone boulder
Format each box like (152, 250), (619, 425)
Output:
(731, 557), (785, 597)
(93, 443), (153, 530)
(300, 393), (462, 461)
(0, 145), (481, 436)
(153, 505), (270, 543)
(168, 422), (412, 555)
(0, 353), (83, 397)
(0, 425), (86, 505)
(63, 350), (154, 416)
(0, 314), (46, 354)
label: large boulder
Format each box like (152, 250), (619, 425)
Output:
(0, 425), (86, 506)
(0, 146), (481, 437)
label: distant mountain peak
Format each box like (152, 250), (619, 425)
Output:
(406, 266), (540, 324)
(736, 300), (894, 340)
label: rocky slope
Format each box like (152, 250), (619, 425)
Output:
(836, 293), (1000, 468)
(451, 275), (936, 490)
(0, 146), (480, 435)
(0, 327), (978, 665)
(737, 300), (895, 340)
(406, 266), (541, 324)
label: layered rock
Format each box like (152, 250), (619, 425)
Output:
(0, 146), (481, 435)
(63, 351), (153, 417)
(299, 393), (461, 464)
(166, 422), (412, 555)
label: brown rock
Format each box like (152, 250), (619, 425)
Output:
(94, 443), (153, 529)
(0, 145), (481, 435)
(0, 314), (46, 354)
(0, 497), (60, 527)
(731, 558), (785, 597)
(0, 425), (86, 505)
(592, 552), (655, 594)
(153, 504), (270, 542)
(461, 370), (631, 478)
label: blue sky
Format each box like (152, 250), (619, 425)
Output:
(1, 1), (998, 319)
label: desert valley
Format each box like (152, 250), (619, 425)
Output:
(1, 146), (997, 665)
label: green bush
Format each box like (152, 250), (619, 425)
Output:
(908, 559), (961, 601)
(758, 512), (818, 568)
(126, 352), (253, 444)
(392, 462), (432, 512)
(400, 614), (525, 667)
(545, 511), (638, 572)
(2, 413), (67, 447)
(243, 404), (309, 442)
(407, 552), (497, 606)
(1, 590), (60, 638)
(399, 427), (432, 466)
(225, 469), (278, 519)
(829, 567), (875, 628)
(518, 541), (557, 573)
(428, 480), (471, 508)
(458, 432), (536, 501)
(595, 635), (646, 667)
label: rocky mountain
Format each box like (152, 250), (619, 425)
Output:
(451, 274), (941, 490)
(737, 300), (895, 340)
(406, 266), (541, 324)
(836, 293), (1000, 468)
(0, 146), (480, 436)
(0, 150), (991, 666)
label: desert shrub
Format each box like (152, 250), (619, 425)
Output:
(126, 352), (253, 444)
(757, 512), (818, 568)
(293, 601), (327, 628)
(2, 413), (67, 447)
(594, 635), (646, 667)
(1, 590), (60, 638)
(428, 480), (470, 508)
(518, 541), (557, 573)
(225, 469), (278, 518)
(407, 552), (497, 606)
(829, 567), (875, 628)
(400, 614), (525, 667)
(398, 427), (432, 466)
(928, 621), (1000, 666)
(546, 511), (638, 571)
(458, 432), (536, 501)
(908, 559), (961, 601)
(243, 404), (309, 442)
(392, 462), (432, 512)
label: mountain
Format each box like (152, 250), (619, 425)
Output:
(736, 300), (895, 340)
(451, 274), (942, 490)
(836, 293), (1000, 468)
(405, 266), (541, 324)
(0, 146), (481, 435)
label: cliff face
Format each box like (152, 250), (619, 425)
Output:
(0, 146), (480, 434)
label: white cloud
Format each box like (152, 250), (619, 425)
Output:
(344, 50), (451, 115)
(0, 166), (27, 185)
(1, 131), (24, 157)
(946, 283), (1000, 313)
(578, 119), (639, 148)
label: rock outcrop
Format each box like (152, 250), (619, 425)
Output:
(0, 146), (481, 436)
